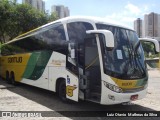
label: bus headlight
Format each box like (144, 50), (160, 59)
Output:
(103, 81), (123, 93)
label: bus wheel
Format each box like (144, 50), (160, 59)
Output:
(58, 80), (68, 102)
(10, 72), (16, 86)
(6, 71), (11, 84)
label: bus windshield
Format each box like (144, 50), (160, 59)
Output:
(96, 24), (147, 80)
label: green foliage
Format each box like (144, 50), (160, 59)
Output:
(141, 41), (159, 58)
(0, 0), (58, 43)
(48, 12), (59, 22)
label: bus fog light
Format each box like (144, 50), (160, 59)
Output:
(103, 81), (123, 93)
(108, 94), (115, 101)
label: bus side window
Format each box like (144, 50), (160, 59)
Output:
(5, 23), (67, 55)
(67, 22), (94, 43)
(42, 23), (66, 44)
(40, 23), (67, 54)
(67, 22), (94, 68)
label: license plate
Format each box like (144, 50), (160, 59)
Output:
(130, 94), (138, 101)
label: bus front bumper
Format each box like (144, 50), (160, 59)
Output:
(100, 83), (147, 105)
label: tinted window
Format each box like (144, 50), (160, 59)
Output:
(67, 22), (94, 43)
(66, 22), (94, 75)
(96, 24), (147, 80)
(1, 23), (67, 55)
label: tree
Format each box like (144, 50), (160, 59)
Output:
(141, 41), (159, 58)
(13, 3), (48, 36)
(0, 0), (15, 43)
(48, 12), (58, 22)
(0, 0), (58, 44)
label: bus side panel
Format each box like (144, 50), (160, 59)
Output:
(0, 54), (31, 81)
(20, 51), (53, 89)
(20, 66), (49, 90)
(48, 51), (79, 102)
(48, 52), (66, 92)
(65, 70), (79, 102)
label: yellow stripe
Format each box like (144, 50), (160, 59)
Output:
(14, 27), (40, 39)
(111, 77), (138, 89)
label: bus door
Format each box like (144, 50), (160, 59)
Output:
(78, 34), (102, 102)
(66, 42), (79, 102)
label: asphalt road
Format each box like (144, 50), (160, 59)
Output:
(0, 69), (160, 120)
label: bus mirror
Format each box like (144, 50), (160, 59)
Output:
(139, 38), (160, 53)
(86, 30), (114, 48)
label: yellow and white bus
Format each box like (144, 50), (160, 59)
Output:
(0, 17), (159, 105)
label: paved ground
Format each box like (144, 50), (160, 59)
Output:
(0, 69), (160, 120)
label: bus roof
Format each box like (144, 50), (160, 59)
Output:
(4, 16), (134, 45)
(56, 16), (133, 30)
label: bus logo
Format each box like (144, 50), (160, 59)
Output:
(66, 85), (77, 97)
(8, 57), (22, 63)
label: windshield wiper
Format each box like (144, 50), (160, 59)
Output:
(134, 41), (140, 52)
(133, 40), (146, 75)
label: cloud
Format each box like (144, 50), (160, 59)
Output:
(103, 3), (150, 28)
(104, 14), (136, 28)
(125, 3), (141, 15)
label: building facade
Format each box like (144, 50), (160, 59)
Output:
(134, 18), (143, 37)
(51, 5), (70, 18)
(143, 12), (160, 38)
(23, 0), (45, 12)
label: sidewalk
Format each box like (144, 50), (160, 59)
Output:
(148, 69), (160, 78)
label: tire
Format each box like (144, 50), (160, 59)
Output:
(58, 80), (68, 102)
(10, 72), (16, 86)
(6, 72), (11, 84)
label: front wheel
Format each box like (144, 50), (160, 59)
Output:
(58, 80), (68, 102)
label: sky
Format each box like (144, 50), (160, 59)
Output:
(17, 0), (160, 29)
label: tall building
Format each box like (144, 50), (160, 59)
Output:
(134, 18), (143, 37)
(143, 12), (160, 38)
(42, 1), (45, 12)
(23, 0), (45, 12)
(64, 7), (70, 17)
(51, 5), (70, 18)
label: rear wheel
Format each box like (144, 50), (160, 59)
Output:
(6, 72), (11, 84)
(10, 72), (16, 86)
(58, 80), (68, 102)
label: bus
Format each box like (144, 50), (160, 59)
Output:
(139, 38), (160, 69)
(0, 16), (159, 105)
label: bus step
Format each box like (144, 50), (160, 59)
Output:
(87, 92), (101, 103)
(92, 85), (101, 93)
(86, 98), (100, 104)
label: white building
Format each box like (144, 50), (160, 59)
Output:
(23, 0), (45, 12)
(51, 5), (70, 18)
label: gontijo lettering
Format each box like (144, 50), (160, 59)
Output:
(8, 57), (22, 63)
